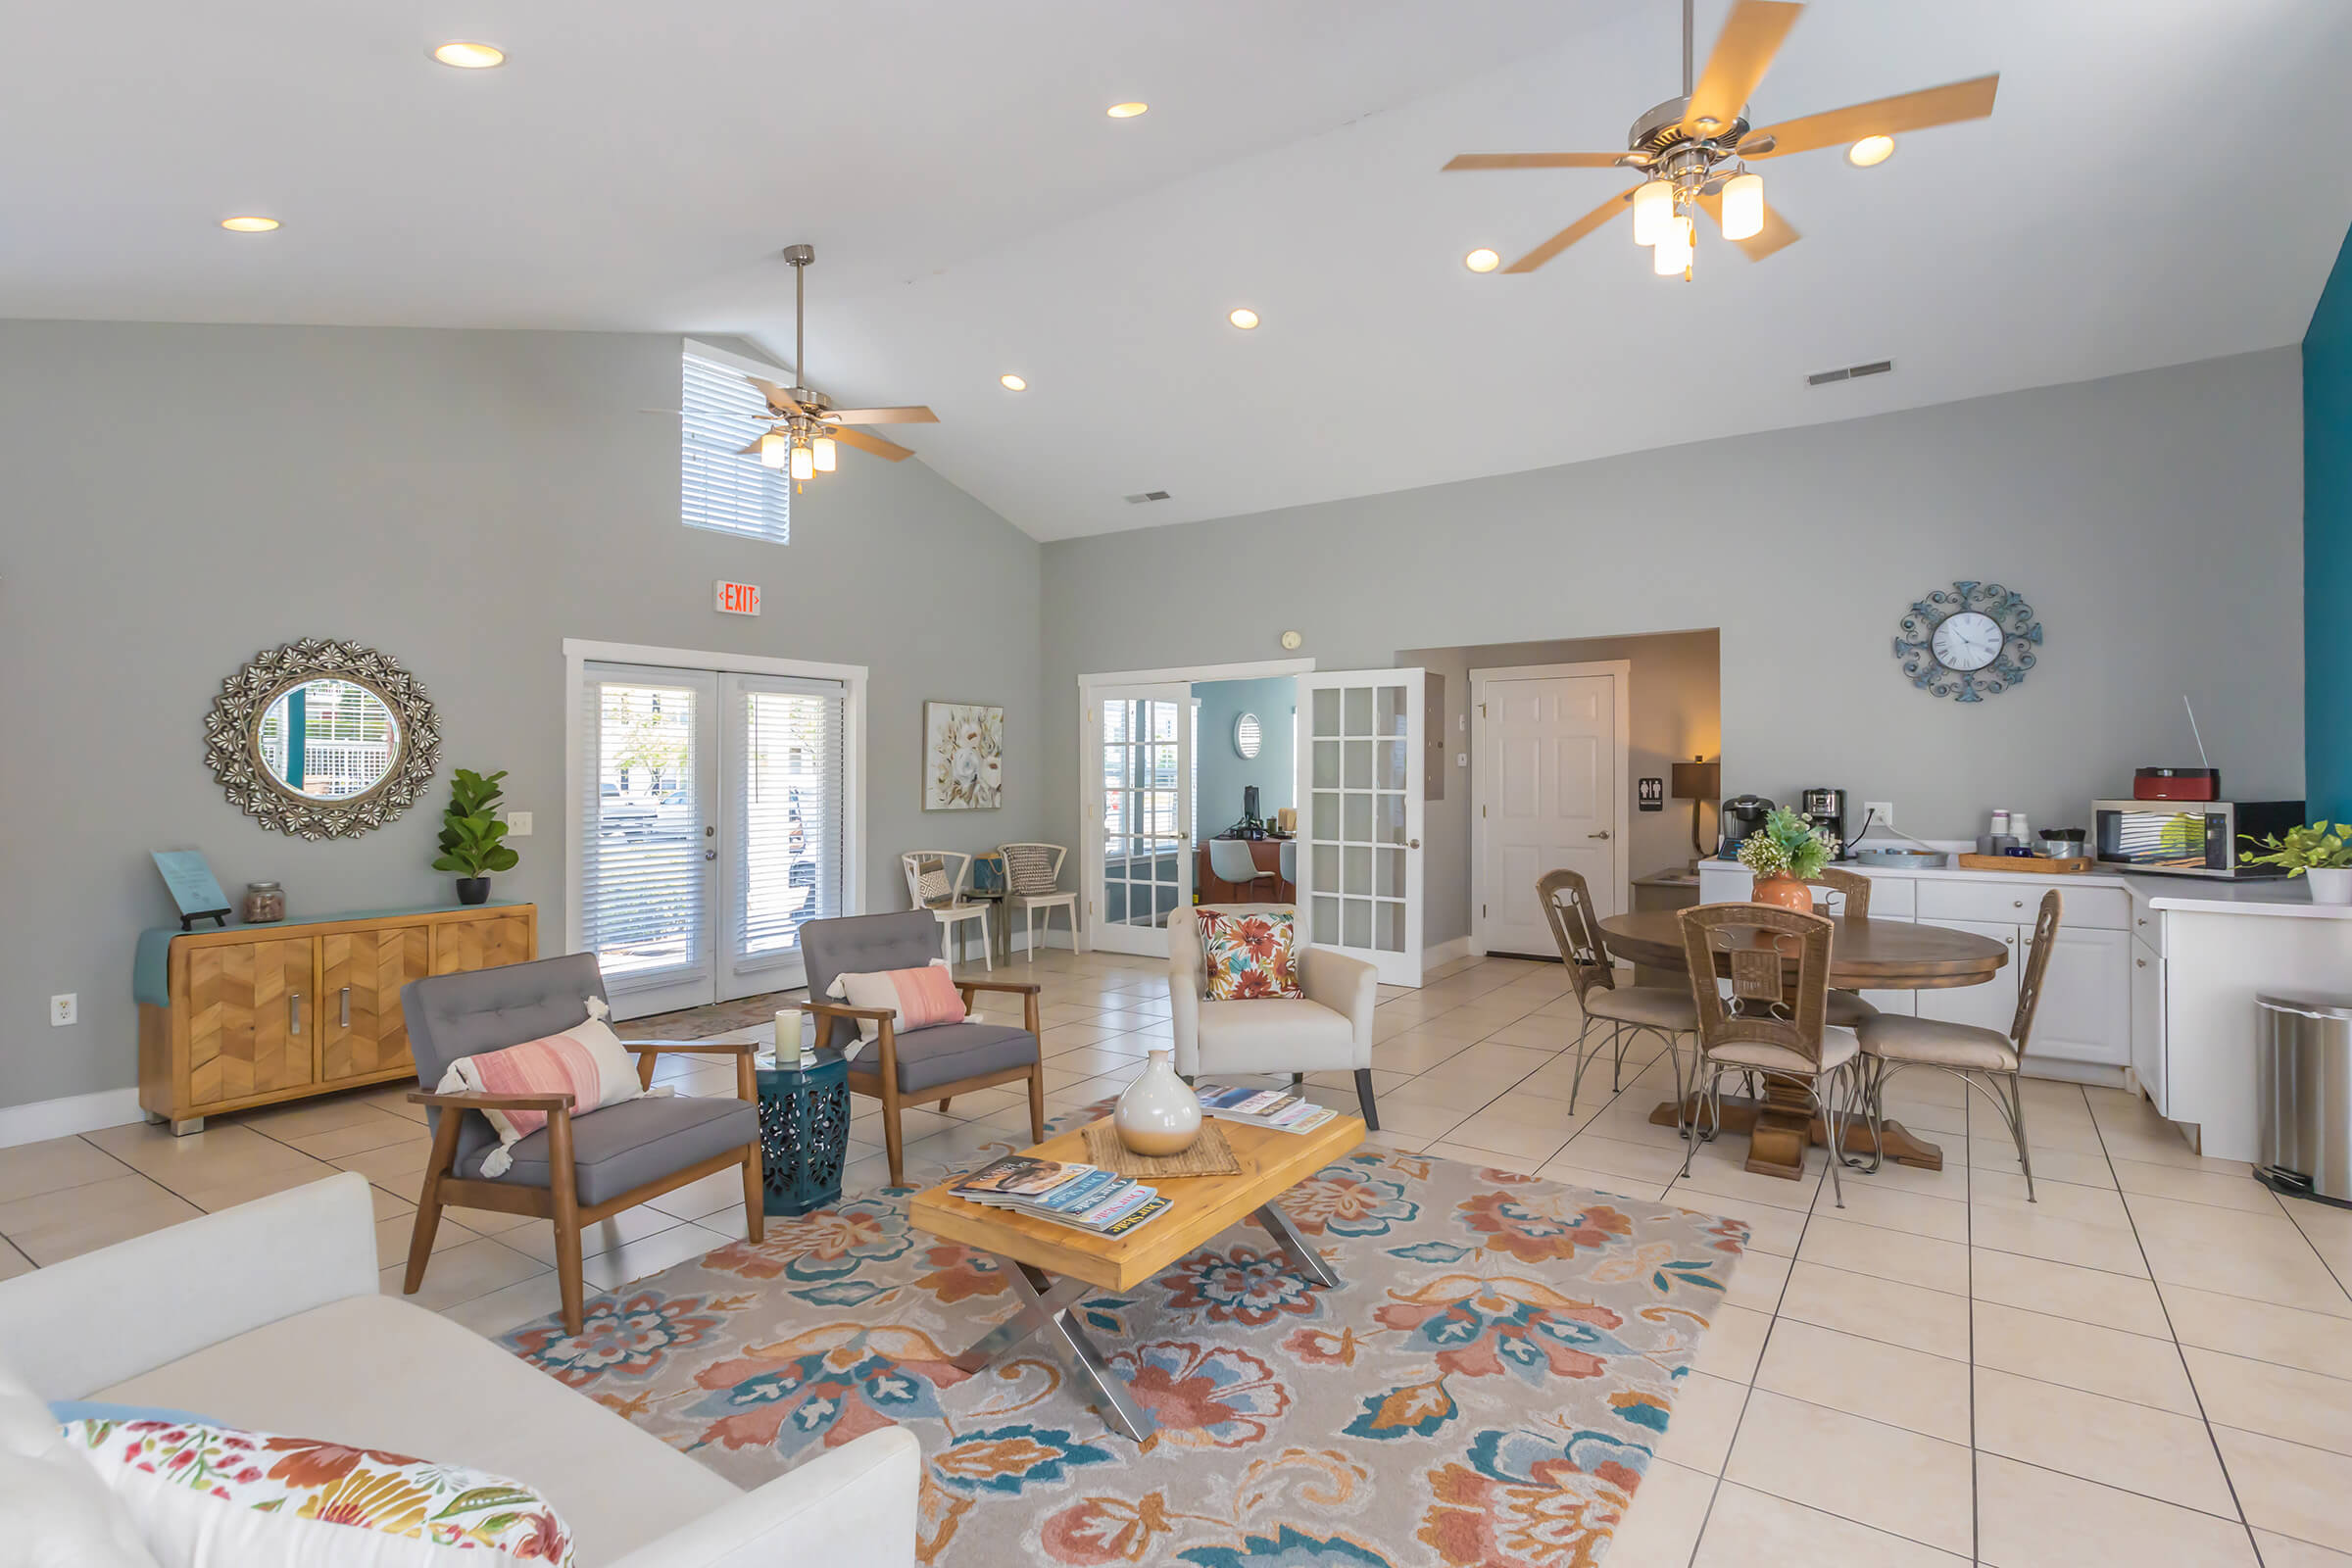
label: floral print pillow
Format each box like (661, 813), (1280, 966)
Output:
(63, 1414), (573, 1565)
(1197, 910), (1303, 1000)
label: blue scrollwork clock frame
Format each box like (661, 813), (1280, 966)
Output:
(1893, 580), (2042, 703)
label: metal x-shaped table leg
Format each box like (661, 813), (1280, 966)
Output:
(952, 1257), (1156, 1443)
(1253, 1200), (1341, 1287)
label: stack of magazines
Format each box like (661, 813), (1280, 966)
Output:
(951, 1155), (1170, 1236)
(1195, 1083), (1337, 1134)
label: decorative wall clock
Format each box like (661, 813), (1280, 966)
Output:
(1893, 580), (2041, 702)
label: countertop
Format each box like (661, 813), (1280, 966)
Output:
(1699, 855), (2352, 920)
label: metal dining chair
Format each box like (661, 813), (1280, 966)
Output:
(1676, 903), (1859, 1205)
(1207, 837), (1281, 901)
(1538, 869), (1700, 1114)
(1851, 889), (2062, 1200)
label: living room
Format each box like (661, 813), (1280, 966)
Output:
(6, 4), (2352, 1566)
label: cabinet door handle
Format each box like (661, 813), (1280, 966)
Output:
(2136, 957), (2147, 968)
(2136, 917), (2147, 926)
(339, 986), (351, 1028)
(2013, 899), (2025, 908)
(289, 993), (302, 1035)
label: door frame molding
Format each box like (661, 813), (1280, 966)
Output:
(1468, 660), (1632, 958)
(562, 638), (868, 962)
(1076, 659), (1315, 948)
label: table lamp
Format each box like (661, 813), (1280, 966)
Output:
(1670, 756), (1721, 858)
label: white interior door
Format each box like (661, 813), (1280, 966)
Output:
(717, 672), (847, 1000)
(1300, 669), (1423, 987)
(1086, 685), (1193, 957)
(580, 662), (719, 1018)
(1475, 670), (1622, 958)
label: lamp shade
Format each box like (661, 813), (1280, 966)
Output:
(1631, 179), (1673, 246)
(1671, 759), (1720, 801)
(1720, 172), (1764, 241)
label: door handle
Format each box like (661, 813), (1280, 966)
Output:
(289, 993), (302, 1035)
(1589, 830), (1612, 840)
(1407, 838), (1421, 850)
(339, 986), (351, 1028)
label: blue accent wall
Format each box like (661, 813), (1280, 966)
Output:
(2309, 226), (2352, 821)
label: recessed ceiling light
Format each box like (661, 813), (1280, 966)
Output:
(432, 40), (506, 69)
(1000, 373), (1027, 391)
(1464, 247), (1500, 273)
(1228, 308), (1260, 330)
(220, 216), (279, 232)
(1107, 102), (1149, 119)
(1847, 134), (1895, 167)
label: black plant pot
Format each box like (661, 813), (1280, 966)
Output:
(455, 877), (490, 906)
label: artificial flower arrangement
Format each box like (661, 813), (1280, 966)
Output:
(1737, 807), (1841, 881)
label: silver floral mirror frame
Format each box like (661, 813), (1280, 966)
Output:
(204, 639), (441, 840)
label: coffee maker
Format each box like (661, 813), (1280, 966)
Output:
(1716, 795), (1774, 858)
(1800, 787), (1853, 859)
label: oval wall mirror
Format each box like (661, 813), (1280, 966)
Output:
(205, 639), (441, 840)
(1233, 711), (1263, 760)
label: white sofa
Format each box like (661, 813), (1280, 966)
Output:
(1169, 903), (1382, 1127)
(0, 1173), (918, 1567)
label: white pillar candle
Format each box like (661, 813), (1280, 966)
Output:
(775, 1008), (805, 1063)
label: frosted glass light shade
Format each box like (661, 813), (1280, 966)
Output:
(789, 442), (814, 481)
(1720, 172), (1764, 241)
(1652, 215), (1693, 275)
(1631, 179), (1673, 246)
(812, 434), (837, 472)
(760, 430), (787, 468)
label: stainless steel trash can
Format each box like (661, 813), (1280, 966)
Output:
(2257, 993), (2352, 1207)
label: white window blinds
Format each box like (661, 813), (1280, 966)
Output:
(681, 350), (791, 546)
(728, 674), (846, 971)
(580, 664), (714, 993)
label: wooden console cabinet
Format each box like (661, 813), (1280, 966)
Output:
(137, 904), (535, 1134)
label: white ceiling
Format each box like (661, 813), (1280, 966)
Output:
(9, 0), (2351, 540)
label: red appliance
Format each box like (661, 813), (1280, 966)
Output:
(2133, 766), (2220, 802)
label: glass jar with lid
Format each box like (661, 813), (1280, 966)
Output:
(242, 882), (286, 923)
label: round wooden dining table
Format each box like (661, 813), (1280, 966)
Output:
(1596, 909), (2010, 1181)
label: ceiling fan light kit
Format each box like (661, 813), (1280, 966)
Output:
(1446, 0), (1996, 279)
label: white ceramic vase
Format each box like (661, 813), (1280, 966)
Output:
(1114, 1049), (1203, 1156)
(2305, 866), (2352, 905)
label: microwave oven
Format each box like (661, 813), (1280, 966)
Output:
(2091, 799), (2305, 878)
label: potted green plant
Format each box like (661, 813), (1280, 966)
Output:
(2241, 821), (2352, 905)
(432, 768), (518, 906)
(1738, 807), (1840, 911)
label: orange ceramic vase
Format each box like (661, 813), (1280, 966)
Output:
(1751, 874), (1816, 912)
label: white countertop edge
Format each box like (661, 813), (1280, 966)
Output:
(1699, 855), (2349, 918)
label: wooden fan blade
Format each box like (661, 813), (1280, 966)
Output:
(1686, 0), (1803, 137)
(825, 406), (939, 424)
(1695, 191), (1801, 261)
(1745, 74), (1999, 159)
(746, 375), (804, 415)
(830, 424), (914, 462)
(1445, 153), (1629, 171)
(1502, 185), (1642, 273)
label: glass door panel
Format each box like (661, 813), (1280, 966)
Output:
(581, 663), (719, 1018)
(1087, 683), (1192, 957)
(1300, 668), (1424, 987)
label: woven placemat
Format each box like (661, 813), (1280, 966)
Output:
(1081, 1117), (1242, 1177)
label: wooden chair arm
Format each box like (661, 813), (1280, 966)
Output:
(623, 1040), (759, 1056)
(802, 1002), (898, 1022)
(956, 980), (1044, 997)
(407, 1089), (575, 1112)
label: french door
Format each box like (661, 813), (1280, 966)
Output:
(1300, 669), (1424, 987)
(1085, 684), (1193, 957)
(577, 662), (848, 1018)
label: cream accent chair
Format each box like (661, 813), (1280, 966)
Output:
(1169, 903), (1381, 1128)
(903, 849), (991, 970)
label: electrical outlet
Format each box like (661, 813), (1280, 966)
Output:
(1863, 801), (1894, 831)
(507, 810), (533, 838)
(1455, 752), (1468, 768)
(50, 994), (76, 1027)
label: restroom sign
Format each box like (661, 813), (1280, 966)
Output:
(1638, 776), (1665, 811)
(714, 580), (761, 616)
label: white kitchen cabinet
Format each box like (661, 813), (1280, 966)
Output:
(2030, 924), (2132, 1066)
(2130, 933), (2165, 1111)
(1915, 917), (2021, 1033)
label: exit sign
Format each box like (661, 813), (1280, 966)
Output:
(714, 580), (761, 616)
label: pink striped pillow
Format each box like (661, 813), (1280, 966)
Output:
(826, 958), (973, 1051)
(433, 1001), (663, 1176)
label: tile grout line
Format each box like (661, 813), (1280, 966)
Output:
(2080, 1080), (2268, 1567)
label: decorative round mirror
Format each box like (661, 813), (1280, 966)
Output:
(205, 640), (440, 840)
(1233, 712), (1263, 760)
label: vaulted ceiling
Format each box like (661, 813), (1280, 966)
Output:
(9, 0), (2350, 539)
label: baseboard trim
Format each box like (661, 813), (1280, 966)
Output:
(1422, 936), (1472, 973)
(0, 1087), (144, 1150)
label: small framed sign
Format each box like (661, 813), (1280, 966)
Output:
(714, 580), (761, 616)
(151, 850), (232, 930)
(1637, 776), (1665, 812)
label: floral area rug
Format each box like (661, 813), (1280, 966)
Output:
(498, 1113), (1748, 1567)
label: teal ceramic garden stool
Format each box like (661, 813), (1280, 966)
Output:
(755, 1051), (852, 1215)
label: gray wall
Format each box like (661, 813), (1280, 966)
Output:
(1401, 630), (1721, 948)
(1043, 349), (2305, 950)
(0, 320), (1044, 1112)
(1193, 675), (1297, 836)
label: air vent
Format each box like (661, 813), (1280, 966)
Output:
(1123, 490), (1172, 504)
(1807, 359), (1894, 386)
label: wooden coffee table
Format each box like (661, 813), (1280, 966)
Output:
(908, 1112), (1364, 1442)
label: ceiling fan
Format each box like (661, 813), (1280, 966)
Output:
(734, 243), (937, 481)
(1446, 0), (1997, 276)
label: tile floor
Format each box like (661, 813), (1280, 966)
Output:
(6, 950), (2350, 1566)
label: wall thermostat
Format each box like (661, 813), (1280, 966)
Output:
(1279, 630), (1303, 650)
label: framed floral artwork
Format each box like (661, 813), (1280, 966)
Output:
(923, 701), (1004, 810)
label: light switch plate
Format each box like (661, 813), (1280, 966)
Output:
(1863, 801), (1894, 830)
(507, 810), (533, 837)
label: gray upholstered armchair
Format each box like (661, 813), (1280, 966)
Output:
(400, 953), (763, 1337)
(800, 910), (1047, 1187)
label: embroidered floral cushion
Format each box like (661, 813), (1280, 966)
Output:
(433, 997), (667, 1178)
(826, 958), (975, 1053)
(62, 1413), (574, 1567)
(1197, 910), (1303, 1000)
